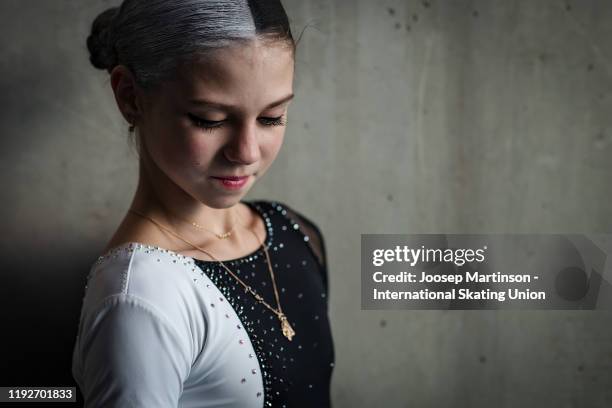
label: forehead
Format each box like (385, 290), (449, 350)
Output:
(165, 41), (294, 110)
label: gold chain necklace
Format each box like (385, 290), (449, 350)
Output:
(167, 208), (238, 239)
(127, 207), (296, 341)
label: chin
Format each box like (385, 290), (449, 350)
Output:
(198, 192), (248, 209)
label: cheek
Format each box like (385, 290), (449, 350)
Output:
(257, 130), (285, 174)
(178, 129), (201, 156)
(149, 119), (213, 174)
(184, 136), (216, 168)
(264, 131), (285, 159)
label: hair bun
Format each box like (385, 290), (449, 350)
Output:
(87, 7), (119, 72)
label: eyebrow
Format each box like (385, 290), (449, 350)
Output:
(189, 93), (295, 110)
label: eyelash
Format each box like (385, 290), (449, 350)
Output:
(187, 113), (287, 132)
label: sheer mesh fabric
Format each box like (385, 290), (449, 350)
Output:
(282, 206), (328, 292)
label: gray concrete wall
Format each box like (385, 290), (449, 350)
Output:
(1, 0), (612, 406)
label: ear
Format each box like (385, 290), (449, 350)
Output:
(110, 65), (146, 128)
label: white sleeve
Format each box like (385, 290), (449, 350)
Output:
(75, 293), (192, 407)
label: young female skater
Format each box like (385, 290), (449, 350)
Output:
(71, 1), (334, 406)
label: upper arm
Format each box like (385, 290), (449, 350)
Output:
(74, 294), (191, 407)
(281, 204), (329, 293)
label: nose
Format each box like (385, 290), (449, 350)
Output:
(223, 120), (261, 165)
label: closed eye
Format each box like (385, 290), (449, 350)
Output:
(187, 113), (223, 130)
(187, 113), (287, 132)
(258, 115), (286, 126)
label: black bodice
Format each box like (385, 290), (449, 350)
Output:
(193, 200), (335, 408)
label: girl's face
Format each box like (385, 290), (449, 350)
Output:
(137, 40), (294, 208)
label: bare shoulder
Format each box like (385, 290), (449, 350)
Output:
(102, 211), (171, 255)
(102, 201), (262, 260)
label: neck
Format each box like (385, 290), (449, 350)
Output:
(128, 153), (240, 239)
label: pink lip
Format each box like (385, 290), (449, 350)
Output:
(211, 175), (250, 190)
(212, 175), (249, 180)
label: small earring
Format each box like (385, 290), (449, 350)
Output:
(127, 117), (135, 133)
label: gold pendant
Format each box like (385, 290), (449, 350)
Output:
(279, 314), (295, 341)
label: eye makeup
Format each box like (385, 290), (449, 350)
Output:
(187, 113), (287, 132)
